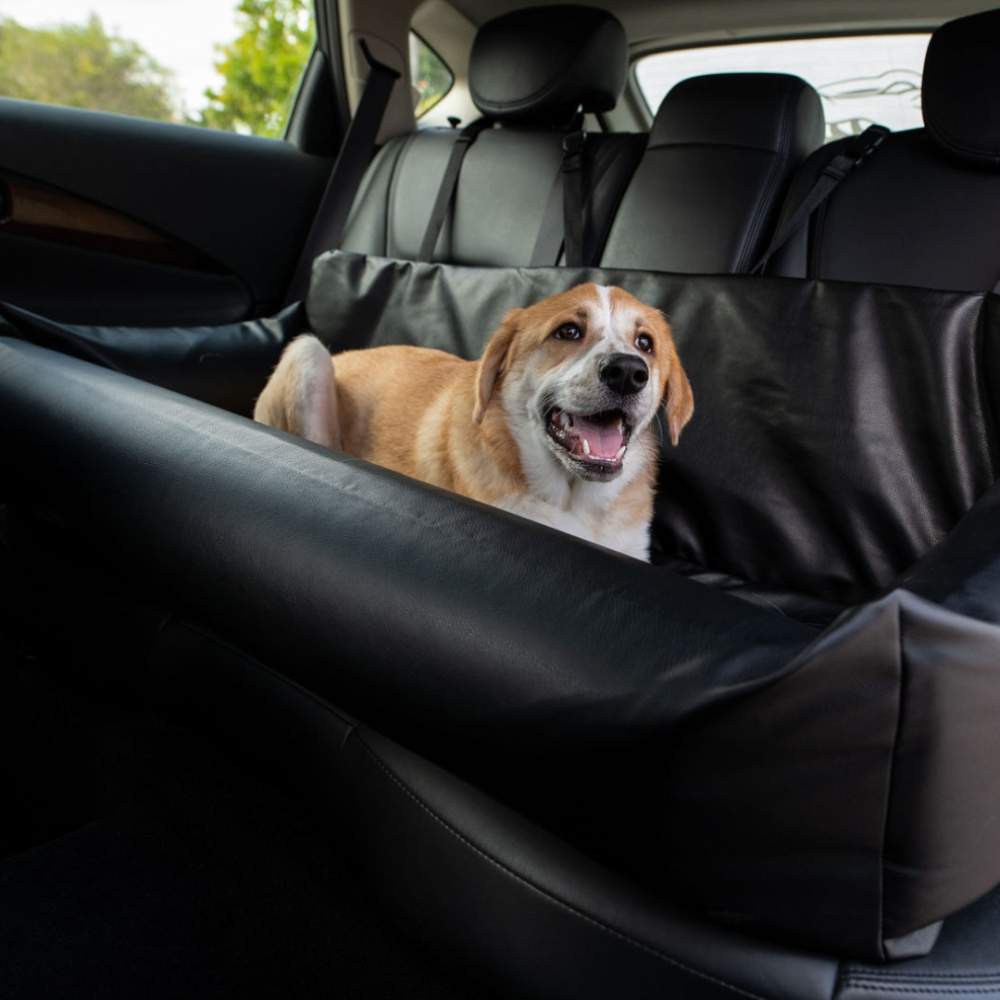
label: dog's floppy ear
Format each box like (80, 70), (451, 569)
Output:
(474, 308), (521, 423)
(663, 346), (694, 446)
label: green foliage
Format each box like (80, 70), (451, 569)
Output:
(0, 13), (175, 121)
(412, 35), (453, 117)
(193, 0), (314, 137)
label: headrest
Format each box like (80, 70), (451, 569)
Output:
(650, 73), (824, 160)
(469, 5), (627, 123)
(923, 8), (1000, 166)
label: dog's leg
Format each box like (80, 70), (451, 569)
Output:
(254, 335), (341, 450)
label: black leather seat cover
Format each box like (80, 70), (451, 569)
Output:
(7, 249), (1000, 959)
(770, 8), (1000, 290)
(341, 6), (643, 267)
(601, 73), (824, 273)
(310, 252), (1000, 611)
(0, 300), (298, 417)
(146, 616), (1000, 1000)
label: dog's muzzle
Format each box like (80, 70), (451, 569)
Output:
(545, 405), (632, 479)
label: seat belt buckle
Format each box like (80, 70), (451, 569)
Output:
(821, 125), (890, 183)
(849, 124), (890, 168)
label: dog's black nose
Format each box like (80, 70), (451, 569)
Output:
(599, 353), (649, 396)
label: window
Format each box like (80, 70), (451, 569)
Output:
(635, 35), (931, 142)
(0, 0), (316, 138)
(409, 32), (453, 118)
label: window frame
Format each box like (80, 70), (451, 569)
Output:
(630, 29), (933, 124)
(409, 28), (454, 120)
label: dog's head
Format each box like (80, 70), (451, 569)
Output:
(474, 283), (693, 483)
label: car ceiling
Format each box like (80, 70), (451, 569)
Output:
(448, 0), (1000, 49)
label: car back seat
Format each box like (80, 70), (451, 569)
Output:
(340, 6), (644, 268)
(766, 7), (1000, 291)
(600, 73), (824, 273)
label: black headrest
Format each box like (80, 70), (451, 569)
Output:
(650, 73), (824, 159)
(469, 5), (627, 123)
(923, 8), (1000, 166)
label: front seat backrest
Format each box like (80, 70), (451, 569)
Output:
(341, 5), (643, 267)
(600, 73), (824, 273)
(768, 7), (1000, 291)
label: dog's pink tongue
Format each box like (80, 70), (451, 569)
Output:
(574, 416), (624, 460)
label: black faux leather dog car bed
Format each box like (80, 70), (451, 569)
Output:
(2, 252), (1000, 962)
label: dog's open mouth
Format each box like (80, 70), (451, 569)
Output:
(545, 406), (631, 472)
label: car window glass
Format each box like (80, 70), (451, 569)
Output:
(409, 31), (453, 118)
(636, 34), (930, 141)
(0, 0), (316, 137)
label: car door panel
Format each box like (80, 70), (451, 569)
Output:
(0, 97), (332, 324)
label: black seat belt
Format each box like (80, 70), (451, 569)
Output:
(417, 118), (494, 262)
(561, 121), (587, 267)
(287, 40), (400, 302)
(751, 124), (889, 275)
(529, 113), (589, 267)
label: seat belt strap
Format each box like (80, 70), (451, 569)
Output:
(529, 169), (567, 266)
(287, 41), (400, 302)
(561, 120), (588, 267)
(529, 115), (590, 267)
(417, 118), (493, 262)
(751, 124), (889, 276)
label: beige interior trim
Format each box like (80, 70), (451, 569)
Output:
(338, 0), (419, 141)
(413, 0), (478, 128)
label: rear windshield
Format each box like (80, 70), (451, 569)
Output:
(635, 34), (931, 142)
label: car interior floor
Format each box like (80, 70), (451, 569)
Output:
(0, 602), (495, 1000)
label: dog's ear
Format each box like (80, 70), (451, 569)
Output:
(474, 308), (521, 423)
(663, 346), (694, 446)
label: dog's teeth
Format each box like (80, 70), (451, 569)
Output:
(582, 439), (591, 456)
(615, 445), (626, 461)
(617, 418), (624, 433)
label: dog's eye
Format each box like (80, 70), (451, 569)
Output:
(635, 333), (654, 354)
(553, 323), (583, 341)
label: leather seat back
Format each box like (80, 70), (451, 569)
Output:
(341, 6), (643, 267)
(309, 251), (1000, 611)
(769, 8), (1000, 291)
(600, 73), (824, 273)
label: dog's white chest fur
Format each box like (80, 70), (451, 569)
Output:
(254, 283), (692, 565)
(496, 493), (651, 560)
(498, 378), (655, 560)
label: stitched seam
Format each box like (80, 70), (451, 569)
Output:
(840, 984), (1000, 995)
(845, 975), (1000, 985)
(974, 296), (1000, 476)
(173, 619), (359, 749)
(353, 733), (770, 1000)
(645, 140), (791, 154)
(876, 598), (906, 959)
(734, 86), (794, 271)
(386, 133), (418, 257)
(806, 141), (848, 277)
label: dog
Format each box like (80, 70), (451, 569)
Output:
(254, 283), (693, 560)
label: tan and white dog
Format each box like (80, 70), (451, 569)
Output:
(254, 283), (693, 560)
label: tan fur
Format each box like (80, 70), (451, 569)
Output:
(253, 284), (693, 558)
